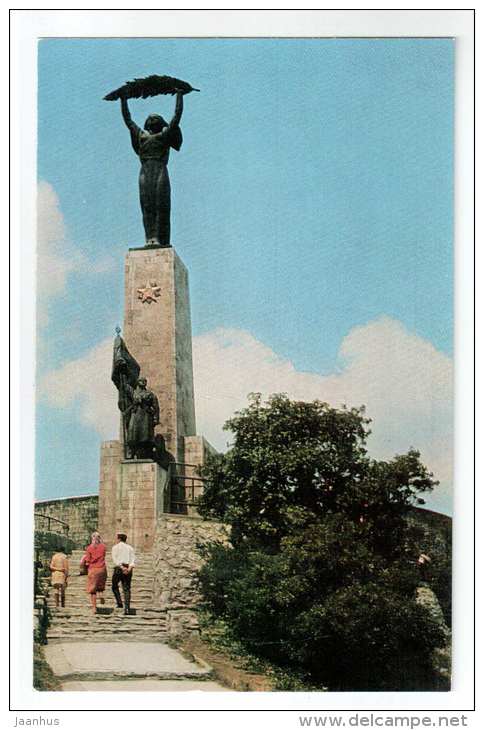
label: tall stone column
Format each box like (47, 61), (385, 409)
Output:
(98, 245), (212, 542)
(123, 246), (196, 463)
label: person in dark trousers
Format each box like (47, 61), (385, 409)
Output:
(111, 533), (136, 615)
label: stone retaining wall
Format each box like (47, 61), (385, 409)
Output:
(35, 495), (99, 549)
(152, 514), (228, 613)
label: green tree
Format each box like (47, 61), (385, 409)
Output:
(198, 393), (436, 551)
(197, 394), (447, 690)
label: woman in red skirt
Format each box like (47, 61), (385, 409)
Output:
(83, 531), (107, 614)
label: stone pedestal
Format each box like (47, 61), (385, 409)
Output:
(123, 246), (196, 462)
(99, 446), (169, 551)
(115, 460), (169, 551)
(98, 440), (124, 546)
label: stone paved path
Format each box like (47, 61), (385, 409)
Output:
(44, 641), (212, 681)
(44, 641), (230, 692)
(61, 679), (229, 692)
(43, 550), (232, 692)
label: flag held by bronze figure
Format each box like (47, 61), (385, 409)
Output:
(111, 327), (140, 458)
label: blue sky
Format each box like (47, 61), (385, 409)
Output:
(36, 38), (454, 514)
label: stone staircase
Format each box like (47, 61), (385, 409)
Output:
(46, 549), (170, 643)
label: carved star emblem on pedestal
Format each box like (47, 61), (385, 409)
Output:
(137, 281), (162, 304)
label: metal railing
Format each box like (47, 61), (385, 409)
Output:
(34, 547), (43, 600)
(169, 462), (205, 514)
(33, 568), (50, 645)
(34, 513), (70, 536)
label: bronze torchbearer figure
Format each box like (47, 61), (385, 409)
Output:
(104, 75), (199, 248)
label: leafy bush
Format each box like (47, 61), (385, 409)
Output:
(290, 583), (446, 691)
(197, 394), (448, 690)
(198, 511), (447, 689)
(34, 598), (51, 645)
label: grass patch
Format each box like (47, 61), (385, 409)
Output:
(33, 643), (62, 691)
(192, 610), (323, 691)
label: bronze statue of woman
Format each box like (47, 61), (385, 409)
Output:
(120, 91), (185, 247)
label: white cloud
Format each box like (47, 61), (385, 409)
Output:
(39, 317), (453, 512)
(192, 318), (453, 511)
(39, 337), (119, 439)
(37, 181), (116, 327)
(37, 181), (78, 325)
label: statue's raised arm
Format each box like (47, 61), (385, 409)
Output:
(104, 74), (199, 248)
(120, 96), (136, 129)
(120, 97), (142, 155)
(170, 91), (184, 129)
(148, 91), (184, 151)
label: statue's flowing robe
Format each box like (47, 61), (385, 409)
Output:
(127, 121), (182, 246)
(125, 385), (160, 448)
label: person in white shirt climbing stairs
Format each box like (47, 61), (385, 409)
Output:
(111, 533), (136, 615)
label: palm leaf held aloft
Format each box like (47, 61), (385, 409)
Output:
(104, 75), (199, 101)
